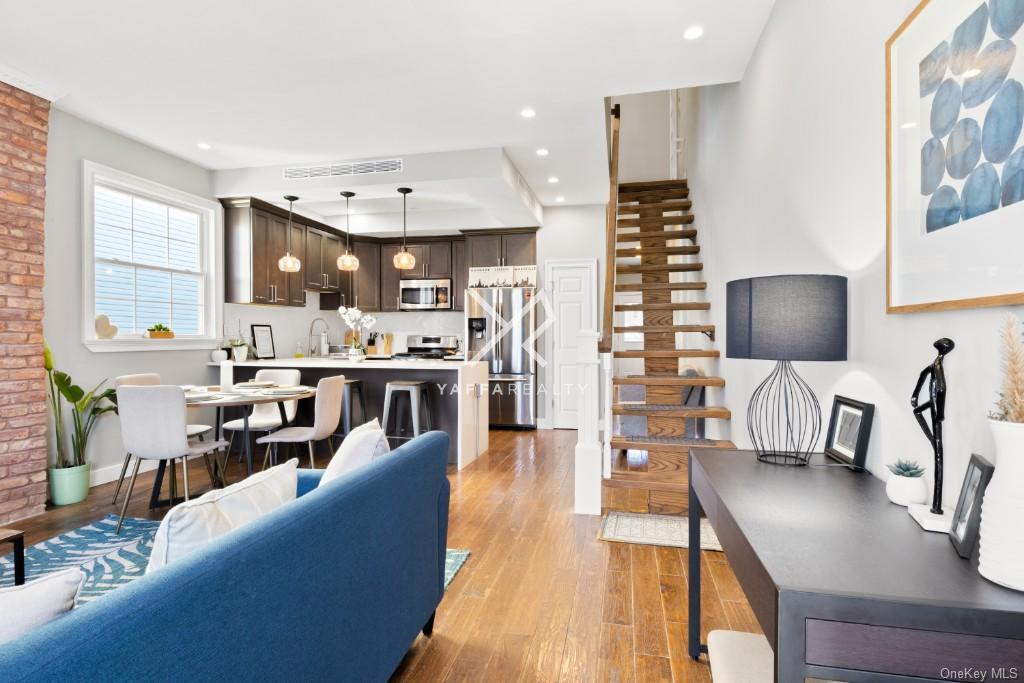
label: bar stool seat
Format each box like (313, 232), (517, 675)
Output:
(382, 380), (433, 442)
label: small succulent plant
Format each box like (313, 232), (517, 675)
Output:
(887, 459), (925, 478)
(147, 323), (171, 332)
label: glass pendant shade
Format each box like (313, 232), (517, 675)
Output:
(278, 194), (301, 273)
(393, 249), (416, 270)
(338, 251), (360, 271)
(278, 252), (301, 272)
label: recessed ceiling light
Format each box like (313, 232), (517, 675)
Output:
(196, 142), (212, 150)
(536, 148), (549, 156)
(521, 108), (537, 119)
(683, 25), (704, 40)
(555, 196), (565, 203)
(963, 68), (981, 78)
(547, 176), (559, 184)
(900, 121), (917, 129)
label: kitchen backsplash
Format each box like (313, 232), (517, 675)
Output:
(224, 294), (464, 357)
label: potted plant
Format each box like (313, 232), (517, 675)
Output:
(229, 338), (249, 362)
(978, 316), (1024, 590)
(338, 307), (377, 362)
(146, 323), (174, 339)
(885, 459), (928, 507)
(45, 343), (118, 505)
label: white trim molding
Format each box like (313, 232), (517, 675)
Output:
(81, 160), (224, 353)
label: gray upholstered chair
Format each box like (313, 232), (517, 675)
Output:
(257, 375), (344, 469)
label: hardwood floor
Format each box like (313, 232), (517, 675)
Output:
(3, 429), (760, 681)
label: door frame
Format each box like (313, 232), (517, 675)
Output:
(543, 258), (598, 429)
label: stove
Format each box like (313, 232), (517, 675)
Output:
(392, 334), (460, 360)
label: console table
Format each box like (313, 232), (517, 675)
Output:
(687, 449), (1024, 683)
(0, 527), (25, 586)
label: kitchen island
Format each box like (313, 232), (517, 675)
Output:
(209, 358), (488, 468)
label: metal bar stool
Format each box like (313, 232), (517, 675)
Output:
(340, 379), (368, 436)
(381, 380), (433, 443)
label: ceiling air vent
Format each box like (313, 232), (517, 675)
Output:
(282, 158), (403, 180)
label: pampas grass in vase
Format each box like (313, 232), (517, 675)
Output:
(979, 315), (1024, 590)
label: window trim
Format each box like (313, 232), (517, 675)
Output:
(81, 160), (223, 352)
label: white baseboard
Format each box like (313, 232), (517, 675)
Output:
(536, 418), (553, 430)
(89, 458), (160, 487)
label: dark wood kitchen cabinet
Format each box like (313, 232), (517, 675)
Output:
(286, 218), (307, 305)
(380, 244), (402, 311)
(464, 230), (537, 269)
(465, 233), (503, 269)
(352, 241), (380, 311)
(223, 198), (298, 306)
(501, 232), (535, 266)
(305, 226), (342, 292)
(451, 239), (465, 310)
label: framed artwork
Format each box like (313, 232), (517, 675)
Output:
(824, 396), (876, 470)
(251, 324), (275, 359)
(886, 0), (1024, 313)
(950, 453), (995, 558)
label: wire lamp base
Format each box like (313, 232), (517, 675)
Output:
(747, 360), (821, 466)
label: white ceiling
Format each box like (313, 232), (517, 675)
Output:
(0, 0), (774, 211)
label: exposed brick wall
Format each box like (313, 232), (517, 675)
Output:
(0, 81), (49, 525)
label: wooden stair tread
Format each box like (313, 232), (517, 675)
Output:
(618, 188), (689, 202)
(614, 302), (709, 312)
(618, 179), (689, 192)
(615, 245), (699, 257)
(616, 263), (703, 274)
(613, 349), (719, 358)
(613, 403), (731, 419)
(617, 215), (695, 228)
(616, 229), (697, 242)
(613, 324), (714, 333)
(615, 282), (706, 292)
(618, 199), (692, 215)
(613, 375), (725, 387)
(610, 435), (735, 455)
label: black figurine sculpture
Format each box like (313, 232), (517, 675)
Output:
(911, 338), (954, 515)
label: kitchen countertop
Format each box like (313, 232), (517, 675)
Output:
(207, 357), (483, 371)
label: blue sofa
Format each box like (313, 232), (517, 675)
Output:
(0, 431), (451, 682)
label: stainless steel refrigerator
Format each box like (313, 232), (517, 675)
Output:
(465, 287), (537, 428)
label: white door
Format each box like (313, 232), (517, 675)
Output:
(546, 259), (598, 429)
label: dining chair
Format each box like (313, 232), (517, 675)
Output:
(257, 375), (344, 470)
(111, 373), (214, 505)
(114, 385), (229, 534)
(221, 368), (301, 460)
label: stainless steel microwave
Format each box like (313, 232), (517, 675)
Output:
(399, 278), (452, 310)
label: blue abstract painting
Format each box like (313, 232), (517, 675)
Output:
(921, 0), (1024, 232)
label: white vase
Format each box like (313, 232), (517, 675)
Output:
(211, 349), (228, 362)
(232, 345), (248, 362)
(978, 419), (1024, 591)
(885, 474), (928, 507)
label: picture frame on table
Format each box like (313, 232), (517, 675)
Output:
(824, 396), (875, 470)
(251, 324), (275, 359)
(950, 453), (995, 559)
(885, 0), (1024, 313)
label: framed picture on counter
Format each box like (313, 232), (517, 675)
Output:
(251, 324), (275, 359)
(950, 453), (994, 559)
(824, 395), (875, 470)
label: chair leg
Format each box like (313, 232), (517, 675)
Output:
(182, 457), (191, 502)
(307, 441), (316, 469)
(411, 389), (421, 437)
(358, 385), (367, 427)
(382, 385), (393, 436)
(422, 611), (436, 637)
(116, 459), (142, 535)
(112, 452), (132, 505)
(169, 459), (178, 502)
(202, 453), (215, 484)
(262, 443), (272, 471)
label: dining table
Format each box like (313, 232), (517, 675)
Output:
(148, 385), (317, 510)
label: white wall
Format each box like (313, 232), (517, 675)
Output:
(535, 204), (607, 424)
(613, 91), (671, 183)
(689, 0), (1023, 510)
(43, 109), (217, 482)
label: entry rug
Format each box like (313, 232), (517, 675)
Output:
(599, 511), (723, 551)
(0, 514), (471, 603)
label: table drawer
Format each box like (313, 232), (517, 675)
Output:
(806, 619), (1024, 679)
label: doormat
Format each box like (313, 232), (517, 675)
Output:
(599, 511), (722, 551)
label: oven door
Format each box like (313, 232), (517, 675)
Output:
(400, 279), (452, 310)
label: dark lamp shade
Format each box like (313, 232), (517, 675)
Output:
(727, 274), (848, 362)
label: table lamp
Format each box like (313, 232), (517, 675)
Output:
(726, 274), (848, 465)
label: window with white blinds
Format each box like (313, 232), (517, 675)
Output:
(83, 161), (220, 350)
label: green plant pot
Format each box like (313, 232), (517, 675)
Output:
(49, 463), (91, 506)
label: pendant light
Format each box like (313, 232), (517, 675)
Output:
(277, 195), (302, 273)
(337, 191), (359, 271)
(393, 187), (416, 270)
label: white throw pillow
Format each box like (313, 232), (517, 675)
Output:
(320, 419), (390, 486)
(147, 459), (298, 573)
(0, 568), (83, 645)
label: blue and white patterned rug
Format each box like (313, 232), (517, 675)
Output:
(0, 514), (470, 603)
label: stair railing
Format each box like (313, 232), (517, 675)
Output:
(598, 103), (621, 354)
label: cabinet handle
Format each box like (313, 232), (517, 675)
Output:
(355, 295), (358, 307)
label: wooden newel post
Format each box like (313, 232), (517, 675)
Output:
(575, 329), (602, 515)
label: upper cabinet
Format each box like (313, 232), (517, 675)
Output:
(353, 241), (381, 311)
(451, 239), (466, 311)
(465, 230), (536, 268)
(224, 198), (299, 306)
(380, 243), (402, 312)
(305, 226), (342, 293)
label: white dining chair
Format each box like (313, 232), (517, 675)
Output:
(111, 373), (214, 505)
(256, 375), (344, 470)
(221, 368), (301, 459)
(114, 385), (229, 534)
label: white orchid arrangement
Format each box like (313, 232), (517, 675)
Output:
(338, 307), (377, 349)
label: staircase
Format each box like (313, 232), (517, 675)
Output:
(602, 177), (734, 515)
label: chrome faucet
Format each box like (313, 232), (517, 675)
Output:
(308, 317), (330, 357)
